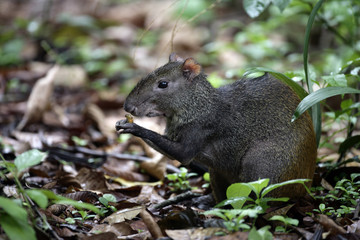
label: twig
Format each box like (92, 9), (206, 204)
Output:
(151, 191), (201, 210)
(44, 145), (180, 173)
(26, 195), (62, 240)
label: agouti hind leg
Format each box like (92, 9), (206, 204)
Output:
(209, 168), (230, 203)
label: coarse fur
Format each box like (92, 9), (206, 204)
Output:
(116, 54), (317, 202)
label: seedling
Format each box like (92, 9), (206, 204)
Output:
(269, 215), (299, 233)
(166, 167), (198, 192)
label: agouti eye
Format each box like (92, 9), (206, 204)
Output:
(158, 81), (168, 89)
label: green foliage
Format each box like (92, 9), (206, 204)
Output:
(0, 197), (36, 240)
(269, 215), (299, 233)
(203, 208), (260, 232)
(166, 167), (197, 192)
(0, 150), (102, 239)
(217, 178), (309, 211)
(313, 173), (360, 217)
(203, 178), (308, 235)
(292, 87), (360, 122)
(99, 194), (117, 214)
(243, 0), (292, 18)
(71, 136), (88, 146)
(202, 172), (210, 188)
(14, 149), (47, 174)
(248, 226), (273, 240)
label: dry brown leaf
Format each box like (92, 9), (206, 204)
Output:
(82, 232), (117, 240)
(321, 178), (334, 191)
(165, 228), (226, 240)
(348, 220), (360, 234)
(135, 185), (164, 205)
(140, 208), (164, 239)
(63, 191), (99, 204)
(140, 156), (167, 180)
(76, 168), (108, 191)
(53, 65), (87, 88)
(316, 214), (346, 235)
(86, 103), (114, 139)
(106, 175), (161, 188)
(16, 65), (59, 130)
(263, 204), (294, 220)
(12, 130), (67, 149)
(101, 206), (143, 224)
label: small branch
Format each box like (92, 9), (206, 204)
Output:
(151, 191), (201, 210)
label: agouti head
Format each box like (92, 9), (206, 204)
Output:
(124, 53), (203, 118)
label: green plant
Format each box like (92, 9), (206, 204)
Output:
(0, 150), (101, 240)
(248, 225), (273, 240)
(166, 167), (197, 192)
(217, 178), (310, 211)
(203, 178), (308, 235)
(71, 136), (88, 146)
(203, 208), (261, 232)
(202, 172), (210, 188)
(313, 173), (360, 217)
(65, 210), (96, 224)
(99, 194), (117, 214)
(269, 215), (299, 233)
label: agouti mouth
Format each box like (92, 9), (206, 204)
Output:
(146, 111), (166, 117)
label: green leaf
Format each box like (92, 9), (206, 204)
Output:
(322, 74), (347, 87)
(26, 190), (48, 209)
(202, 209), (227, 220)
(303, 0), (324, 146)
(103, 194), (117, 203)
(292, 87), (360, 121)
(338, 135), (360, 155)
(249, 179), (270, 196)
(249, 226), (273, 240)
(226, 183), (253, 209)
(54, 199), (100, 214)
(203, 172), (210, 182)
(215, 196), (252, 208)
(14, 149), (47, 173)
(243, 0), (270, 18)
(0, 213), (36, 240)
(272, 0), (291, 12)
(38, 190), (101, 214)
(0, 197), (28, 222)
(303, 0), (324, 92)
(262, 179), (310, 197)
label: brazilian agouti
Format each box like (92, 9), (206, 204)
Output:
(116, 53), (317, 202)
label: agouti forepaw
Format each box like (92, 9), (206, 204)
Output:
(115, 119), (141, 135)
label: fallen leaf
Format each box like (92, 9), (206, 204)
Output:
(140, 156), (167, 180)
(106, 175), (162, 187)
(76, 168), (108, 191)
(316, 214), (346, 235)
(101, 206), (143, 224)
(86, 103), (114, 139)
(16, 65), (59, 130)
(140, 208), (164, 239)
(165, 228), (226, 240)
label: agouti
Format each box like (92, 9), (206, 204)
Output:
(116, 53), (317, 203)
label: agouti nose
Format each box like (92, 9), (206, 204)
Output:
(124, 101), (135, 114)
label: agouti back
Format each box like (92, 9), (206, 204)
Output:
(116, 53), (317, 202)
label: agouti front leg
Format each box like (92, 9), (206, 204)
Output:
(115, 119), (198, 164)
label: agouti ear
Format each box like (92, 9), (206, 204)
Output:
(169, 53), (184, 62)
(182, 58), (202, 81)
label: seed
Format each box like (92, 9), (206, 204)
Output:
(125, 113), (134, 123)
